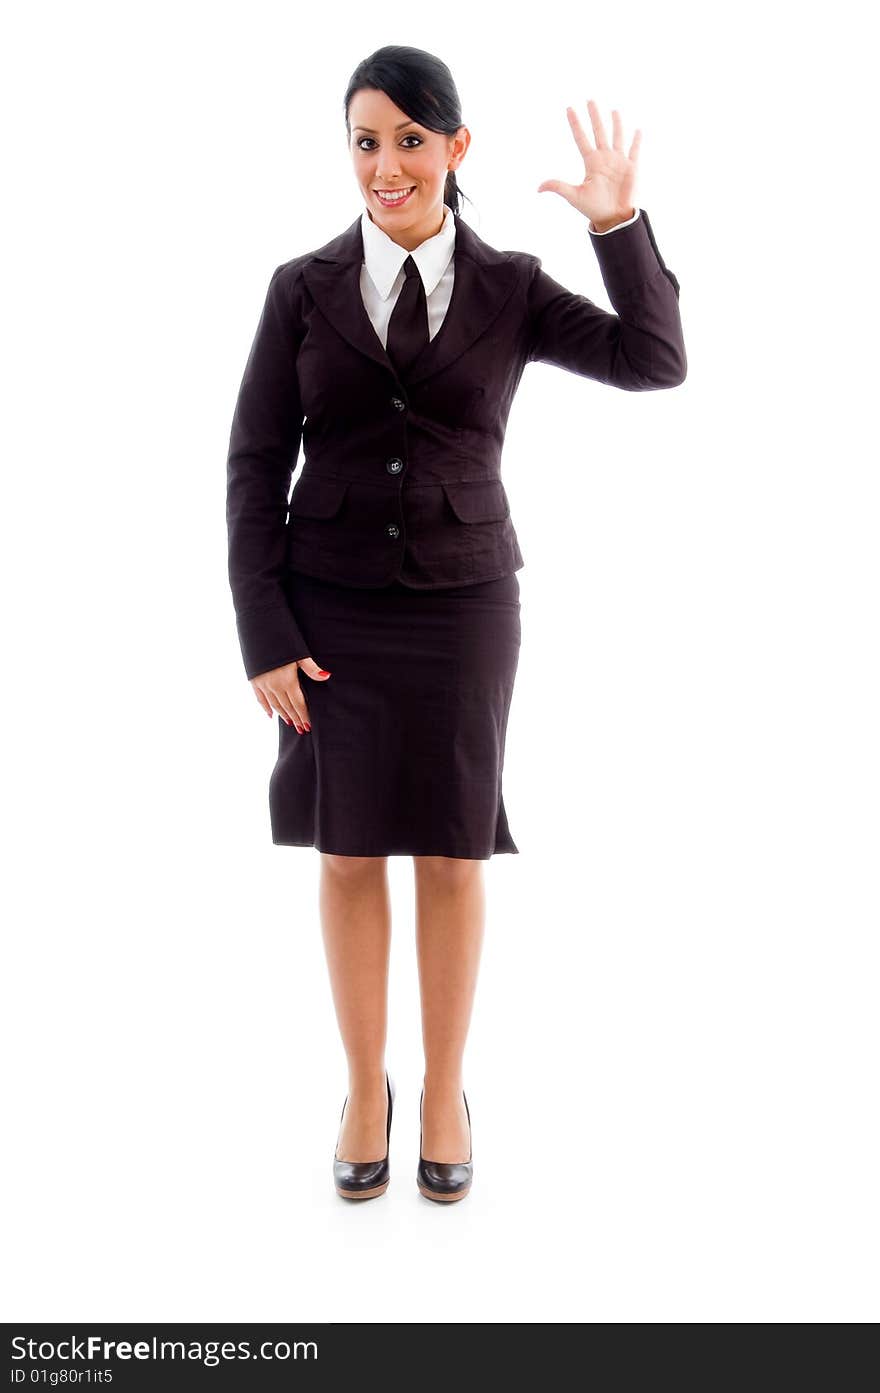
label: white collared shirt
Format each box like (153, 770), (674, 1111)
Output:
(358, 201), (641, 346)
(360, 201), (457, 347)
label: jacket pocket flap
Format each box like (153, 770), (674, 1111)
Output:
(288, 474), (351, 519)
(442, 479), (510, 523)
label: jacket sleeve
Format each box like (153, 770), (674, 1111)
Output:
(226, 263), (311, 681)
(525, 207), (687, 389)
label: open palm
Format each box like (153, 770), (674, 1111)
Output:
(538, 99), (640, 228)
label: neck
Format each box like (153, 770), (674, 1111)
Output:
(367, 203), (447, 252)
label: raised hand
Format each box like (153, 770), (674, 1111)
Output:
(537, 99), (640, 231)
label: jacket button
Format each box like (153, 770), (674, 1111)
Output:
(386, 457), (403, 474)
(385, 523), (400, 539)
(391, 396), (406, 411)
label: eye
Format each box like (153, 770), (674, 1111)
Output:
(357, 135), (424, 151)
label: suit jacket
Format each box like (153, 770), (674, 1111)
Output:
(226, 206), (686, 680)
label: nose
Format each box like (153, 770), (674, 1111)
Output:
(375, 153), (403, 181)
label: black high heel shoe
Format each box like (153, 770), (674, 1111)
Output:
(333, 1071), (394, 1200)
(417, 1086), (473, 1203)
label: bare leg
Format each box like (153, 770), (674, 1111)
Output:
(414, 856), (485, 1161)
(320, 853), (391, 1162)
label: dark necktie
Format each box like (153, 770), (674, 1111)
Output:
(385, 254), (429, 380)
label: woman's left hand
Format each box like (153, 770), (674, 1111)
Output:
(537, 99), (640, 231)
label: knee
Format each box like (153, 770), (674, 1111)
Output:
(321, 852), (388, 881)
(414, 855), (483, 891)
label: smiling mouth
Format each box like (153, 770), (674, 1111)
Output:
(374, 186), (416, 204)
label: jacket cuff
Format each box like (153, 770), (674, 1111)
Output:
(235, 604), (310, 682)
(588, 207), (641, 235)
(588, 206), (681, 299)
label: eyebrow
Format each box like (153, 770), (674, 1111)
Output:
(353, 121), (420, 134)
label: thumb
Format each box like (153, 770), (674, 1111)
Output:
(297, 656), (332, 681)
(536, 179), (578, 204)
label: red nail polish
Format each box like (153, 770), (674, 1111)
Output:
(318, 669), (331, 676)
(304, 723), (311, 731)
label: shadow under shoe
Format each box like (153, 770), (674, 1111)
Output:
(417, 1086), (473, 1203)
(334, 1071), (394, 1200)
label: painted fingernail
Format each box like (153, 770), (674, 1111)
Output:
(283, 716), (292, 726)
(318, 670), (331, 676)
(304, 723), (311, 731)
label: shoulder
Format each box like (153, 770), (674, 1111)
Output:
(478, 242), (544, 292)
(451, 217), (539, 280)
(267, 250), (312, 295)
(470, 245), (542, 295)
(500, 249), (542, 278)
(267, 218), (362, 303)
(481, 247), (540, 275)
(260, 249), (321, 322)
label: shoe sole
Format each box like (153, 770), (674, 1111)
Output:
(417, 1181), (471, 1203)
(335, 1179), (390, 1200)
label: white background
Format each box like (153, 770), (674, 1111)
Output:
(3, 0), (877, 1323)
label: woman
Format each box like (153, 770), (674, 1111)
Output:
(225, 46), (686, 1203)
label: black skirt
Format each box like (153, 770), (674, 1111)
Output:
(269, 568), (522, 858)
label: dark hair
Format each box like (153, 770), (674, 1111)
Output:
(343, 45), (473, 217)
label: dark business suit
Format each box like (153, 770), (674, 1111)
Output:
(226, 207), (685, 683)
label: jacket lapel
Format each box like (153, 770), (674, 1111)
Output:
(301, 213), (521, 387)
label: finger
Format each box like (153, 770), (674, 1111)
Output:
(565, 105), (594, 167)
(297, 656), (332, 681)
(278, 683), (313, 734)
(285, 682), (311, 730)
(628, 127), (642, 163)
(253, 687), (274, 718)
(611, 108), (624, 153)
(586, 97), (609, 150)
(253, 683), (290, 723)
(267, 681), (301, 729)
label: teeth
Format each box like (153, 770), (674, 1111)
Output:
(376, 187), (414, 202)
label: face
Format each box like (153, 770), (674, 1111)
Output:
(347, 87), (470, 249)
